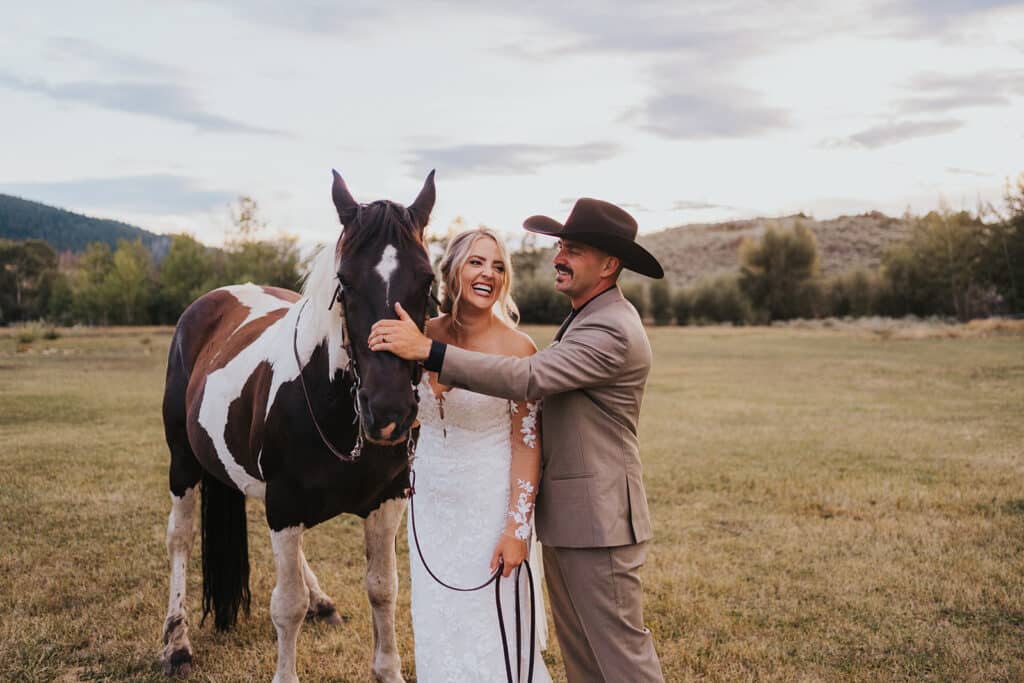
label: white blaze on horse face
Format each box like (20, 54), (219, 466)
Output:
(374, 245), (399, 307)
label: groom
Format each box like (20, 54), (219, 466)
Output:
(371, 198), (665, 682)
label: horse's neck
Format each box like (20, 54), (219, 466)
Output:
(293, 297), (349, 385)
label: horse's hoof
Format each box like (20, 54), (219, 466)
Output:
(162, 648), (193, 678)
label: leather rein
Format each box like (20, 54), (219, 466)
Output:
(408, 468), (537, 683)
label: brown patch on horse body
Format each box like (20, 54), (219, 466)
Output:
(262, 286), (301, 303)
(225, 361), (274, 481)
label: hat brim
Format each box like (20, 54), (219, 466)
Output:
(523, 215), (665, 279)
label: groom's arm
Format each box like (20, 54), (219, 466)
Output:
(432, 315), (628, 402)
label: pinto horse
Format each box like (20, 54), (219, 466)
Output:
(160, 170), (436, 683)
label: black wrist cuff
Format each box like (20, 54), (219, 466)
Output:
(424, 340), (447, 373)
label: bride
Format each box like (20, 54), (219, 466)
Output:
(407, 227), (552, 682)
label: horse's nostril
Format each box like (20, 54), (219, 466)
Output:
(377, 423), (397, 440)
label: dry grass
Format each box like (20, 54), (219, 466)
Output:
(1, 324), (1022, 681)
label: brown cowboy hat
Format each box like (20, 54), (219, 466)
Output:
(523, 198), (664, 279)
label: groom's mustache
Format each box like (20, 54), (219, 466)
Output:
(555, 265), (573, 277)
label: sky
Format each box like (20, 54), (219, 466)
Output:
(2, 1), (1023, 250)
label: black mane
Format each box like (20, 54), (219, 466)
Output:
(340, 200), (423, 258)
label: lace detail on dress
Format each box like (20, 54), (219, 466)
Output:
(507, 478), (535, 540)
(520, 401), (539, 448)
(409, 375), (551, 683)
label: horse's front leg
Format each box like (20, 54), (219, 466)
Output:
(363, 497), (407, 683)
(270, 525), (309, 683)
(161, 485), (197, 676)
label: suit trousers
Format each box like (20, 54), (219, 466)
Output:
(543, 542), (664, 683)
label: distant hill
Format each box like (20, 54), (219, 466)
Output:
(623, 211), (914, 288)
(0, 193), (170, 259)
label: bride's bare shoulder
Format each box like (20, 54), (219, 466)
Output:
(495, 321), (538, 358)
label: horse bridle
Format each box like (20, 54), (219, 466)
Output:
(291, 276), (435, 464)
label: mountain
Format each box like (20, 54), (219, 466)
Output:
(625, 211), (914, 288)
(0, 193), (171, 258)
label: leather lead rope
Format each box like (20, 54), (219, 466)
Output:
(292, 299), (362, 463)
(408, 469), (536, 683)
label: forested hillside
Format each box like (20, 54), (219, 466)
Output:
(0, 193), (170, 258)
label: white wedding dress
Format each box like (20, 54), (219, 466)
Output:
(408, 374), (552, 683)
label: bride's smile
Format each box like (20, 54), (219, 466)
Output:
(458, 237), (505, 310)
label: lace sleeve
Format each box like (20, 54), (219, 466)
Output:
(505, 400), (541, 540)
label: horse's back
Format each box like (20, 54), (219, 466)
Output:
(170, 284), (300, 378)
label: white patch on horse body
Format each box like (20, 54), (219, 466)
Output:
(200, 305), (306, 496)
(225, 283), (290, 332)
(374, 245), (399, 307)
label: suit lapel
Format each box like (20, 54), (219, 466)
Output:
(552, 286), (624, 344)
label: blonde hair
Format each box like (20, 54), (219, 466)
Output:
(438, 228), (520, 327)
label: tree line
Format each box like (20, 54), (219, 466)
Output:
(632, 177), (1024, 326)
(0, 197), (301, 326)
(3, 181), (1022, 327)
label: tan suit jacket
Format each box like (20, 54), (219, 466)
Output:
(439, 286), (653, 548)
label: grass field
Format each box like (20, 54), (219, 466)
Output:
(1, 322), (1022, 682)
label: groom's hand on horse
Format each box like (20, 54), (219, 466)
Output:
(369, 302), (431, 361)
(490, 534), (528, 577)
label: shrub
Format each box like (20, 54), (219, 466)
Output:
(513, 277), (570, 325)
(672, 289), (693, 326)
(827, 269), (878, 318)
(648, 280), (673, 325)
(739, 222), (821, 320)
(621, 282), (647, 319)
(879, 210), (988, 320)
(689, 276), (754, 325)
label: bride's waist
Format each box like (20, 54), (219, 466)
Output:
(416, 424), (510, 450)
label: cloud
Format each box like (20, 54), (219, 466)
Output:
(47, 37), (181, 78)
(671, 199), (735, 211)
(946, 166), (994, 177)
(0, 72), (286, 136)
(897, 70), (1024, 113)
(837, 119), (965, 148)
(0, 175), (237, 214)
(888, 0), (1023, 27)
(408, 142), (622, 178)
(628, 88), (790, 140)
(190, 0), (385, 34)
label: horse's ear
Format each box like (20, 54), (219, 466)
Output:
(331, 169), (359, 224)
(408, 169), (436, 229)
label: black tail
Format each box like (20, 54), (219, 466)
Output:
(200, 470), (251, 631)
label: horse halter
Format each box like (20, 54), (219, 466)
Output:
(292, 275), (434, 464)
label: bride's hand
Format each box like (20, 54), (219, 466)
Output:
(490, 534), (528, 578)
